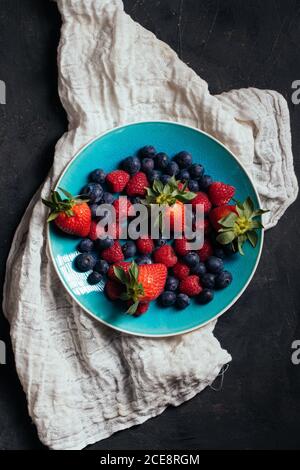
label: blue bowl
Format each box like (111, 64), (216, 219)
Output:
(48, 121), (263, 337)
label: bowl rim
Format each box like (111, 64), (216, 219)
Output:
(47, 120), (264, 338)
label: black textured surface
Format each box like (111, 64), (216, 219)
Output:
(0, 0), (299, 450)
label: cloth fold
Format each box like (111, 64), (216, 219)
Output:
(2, 0), (297, 449)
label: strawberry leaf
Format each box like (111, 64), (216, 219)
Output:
(47, 212), (59, 222)
(219, 212), (238, 228)
(246, 230), (258, 247)
(58, 187), (73, 200)
(126, 301), (139, 315)
(113, 266), (128, 284)
(216, 231), (236, 245)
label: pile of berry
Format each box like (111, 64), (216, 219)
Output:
(44, 145), (264, 316)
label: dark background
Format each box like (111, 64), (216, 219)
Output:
(0, 0), (299, 450)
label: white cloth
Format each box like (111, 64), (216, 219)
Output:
(3, 0), (298, 450)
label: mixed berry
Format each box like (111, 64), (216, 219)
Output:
(43, 145), (266, 316)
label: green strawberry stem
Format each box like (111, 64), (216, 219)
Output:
(216, 196), (268, 255)
(113, 261), (144, 314)
(42, 187), (89, 222)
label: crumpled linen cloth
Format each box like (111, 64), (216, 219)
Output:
(2, 0), (298, 450)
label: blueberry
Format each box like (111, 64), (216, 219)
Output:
(121, 156), (141, 175)
(197, 288), (214, 304)
(87, 271), (103, 285)
(165, 275), (179, 292)
(78, 238), (94, 253)
(201, 272), (216, 289)
(90, 203), (100, 219)
(136, 255), (152, 265)
(159, 291), (176, 307)
(165, 161), (179, 176)
(213, 247), (226, 259)
(89, 168), (106, 184)
(206, 256), (224, 274)
(96, 236), (114, 250)
(138, 145), (156, 159)
(101, 192), (114, 205)
(198, 174), (213, 190)
(215, 271), (232, 289)
(160, 174), (171, 185)
(122, 240), (137, 258)
(183, 252), (200, 267)
(190, 262), (206, 276)
(173, 151), (192, 168)
(141, 157), (155, 173)
(156, 152), (169, 170)
(75, 253), (97, 272)
(178, 169), (190, 181)
(176, 293), (190, 309)
(188, 180), (199, 192)
(155, 238), (167, 247)
(147, 169), (161, 183)
(82, 183), (103, 203)
(189, 163), (204, 179)
(94, 259), (109, 275)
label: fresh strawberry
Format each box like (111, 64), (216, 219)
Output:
(106, 170), (130, 193)
(113, 262), (167, 313)
(126, 172), (149, 197)
(108, 261), (131, 280)
(173, 261), (190, 280)
(167, 200), (185, 231)
(101, 241), (124, 263)
(191, 191), (212, 214)
(209, 205), (237, 231)
(136, 236), (155, 254)
(153, 245), (177, 268)
(179, 275), (202, 297)
(173, 238), (190, 256)
(208, 182), (235, 206)
(113, 198), (133, 220)
(197, 238), (213, 262)
(42, 188), (91, 237)
(105, 279), (124, 300)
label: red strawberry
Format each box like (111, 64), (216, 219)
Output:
(209, 205), (237, 231)
(208, 182), (235, 206)
(166, 201), (185, 231)
(108, 261), (131, 280)
(114, 262), (167, 312)
(173, 261), (190, 280)
(191, 192), (212, 214)
(197, 238), (213, 262)
(153, 245), (177, 268)
(105, 279), (124, 300)
(126, 172), (149, 197)
(179, 275), (202, 297)
(173, 238), (190, 256)
(136, 237), (154, 255)
(113, 198), (132, 220)
(42, 189), (91, 237)
(101, 241), (124, 263)
(136, 263), (167, 302)
(106, 170), (130, 193)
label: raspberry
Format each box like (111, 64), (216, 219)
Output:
(126, 172), (149, 197)
(153, 245), (177, 268)
(173, 261), (190, 280)
(136, 237), (154, 255)
(179, 275), (202, 297)
(197, 238), (213, 262)
(106, 170), (130, 193)
(192, 191), (212, 214)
